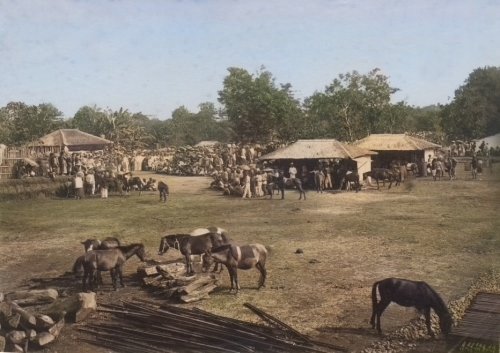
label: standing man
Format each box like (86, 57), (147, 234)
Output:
(288, 162), (297, 179)
(158, 180), (169, 202)
(471, 154), (478, 180)
(242, 171), (252, 199)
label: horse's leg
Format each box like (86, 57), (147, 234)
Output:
(256, 262), (267, 289)
(118, 265), (125, 288)
(227, 266), (235, 292)
(423, 307), (434, 337)
(82, 268), (88, 292)
(375, 299), (391, 334)
(185, 253), (193, 275)
(110, 268), (117, 290)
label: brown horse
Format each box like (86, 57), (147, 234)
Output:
(203, 243), (268, 293)
(82, 243), (146, 291)
(158, 230), (228, 275)
(370, 278), (452, 337)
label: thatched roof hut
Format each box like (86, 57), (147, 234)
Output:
(259, 139), (376, 178)
(33, 129), (113, 152)
(259, 139), (376, 160)
(353, 133), (441, 167)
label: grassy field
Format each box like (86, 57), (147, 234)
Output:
(0, 171), (499, 352)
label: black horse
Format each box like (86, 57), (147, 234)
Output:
(82, 243), (146, 292)
(370, 168), (400, 190)
(158, 231), (228, 275)
(370, 278), (453, 337)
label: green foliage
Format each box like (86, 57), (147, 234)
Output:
(304, 69), (398, 141)
(218, 67), (304, 143)
(441, 66), (500, 140)
(0, 102), (64, 146)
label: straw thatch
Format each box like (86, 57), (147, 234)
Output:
(354, 134), (441, 151)
(259, 139), (376, 160)
(34, 129), (113, 151)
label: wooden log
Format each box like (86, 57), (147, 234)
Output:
(26, 328), (37, 341)
(6, 330), (26, 345)
(0, 335), (5, 352)
(0, 301), (12, 320)
(43, 292), (96, 323)
(34, 332), (55, 346)
(6, 289), (58, 306)
(35, 314), (55, 330)
(11, 302), (37, 328)
(48, 317), (65, 338)
(180, 284), (218, 303)
(179, 275), (217, 295)
(12, 343), (24, 352)
(8, 313), (21, 329)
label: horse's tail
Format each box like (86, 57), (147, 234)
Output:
(371, 280), (380, 308)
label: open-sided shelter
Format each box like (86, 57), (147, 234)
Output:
(259, 139), (376, 177)
(354, 134), (441, 167)
(31, 129), (113, 154)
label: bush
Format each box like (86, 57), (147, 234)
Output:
(0, 176), (72, 201)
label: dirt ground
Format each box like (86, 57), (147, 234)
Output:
(0, 170), (499, 353)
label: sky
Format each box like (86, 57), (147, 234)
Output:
(0, 0), (499, 120)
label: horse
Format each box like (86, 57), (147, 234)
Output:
(370, 168), (400, 190)
(285, 177), (306, 200)
(202, 243), (267, 293)
(158, 230), (228, 275)
(337, 168), (361, 192)
(82, 243), (146, 292)
(81, 237), (121, 252)
(370, 278), (453, 337)
(406, 163), (419, 177)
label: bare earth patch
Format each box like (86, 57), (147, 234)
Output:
(0, 170), (499, 353)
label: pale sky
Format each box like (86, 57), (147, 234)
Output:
(1, 0), (499, 119)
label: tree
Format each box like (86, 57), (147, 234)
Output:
(0, 102), (64, 146)
(72, 105), (108, 137)
(218, 67), (303, 143)
(441, 66), (500, 140)
(304, 69), (398, 142)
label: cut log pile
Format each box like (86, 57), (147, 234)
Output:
(137, 261), (219, 303)
(0, 290), (64, 352)
(79, 298), (347, 353)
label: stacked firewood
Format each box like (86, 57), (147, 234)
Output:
(79, 298), (347, 353)
(137, 261), (219, 303)
(0, 289), (63, 352)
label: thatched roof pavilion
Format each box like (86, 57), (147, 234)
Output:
(33, 129), (113, 152)
(259, 139), (376, 179)
(353, 133), (441, 167)
(259, 139), (376, 160)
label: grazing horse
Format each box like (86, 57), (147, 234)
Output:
(371, 168), (400, 190)
(81, 237), (122, 252)
(82, 243), (146, 291)
(370, 278), (453, 337)
(202, 243), (268, 293)
(158, 230), (228, 275)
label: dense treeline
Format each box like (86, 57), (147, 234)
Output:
(1, 66), (498, 149)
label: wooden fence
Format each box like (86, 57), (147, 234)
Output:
(0, 146), (62, 179)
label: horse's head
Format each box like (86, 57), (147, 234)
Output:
(136, 244), (147, 262)
(439, 312), (453, 335)
(158, 236), (171, 255)
(81, 239), (100, 252)
(201, 253), (213, 272)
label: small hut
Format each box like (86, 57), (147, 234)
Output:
(31, 129), (113, 154)
(258, 139), (376, 178)
(354, 134), (441, 168)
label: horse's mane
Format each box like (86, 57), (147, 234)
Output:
(118, 243), (144, 252)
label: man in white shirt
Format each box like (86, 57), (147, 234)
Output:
(288, 162), (297, 179)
